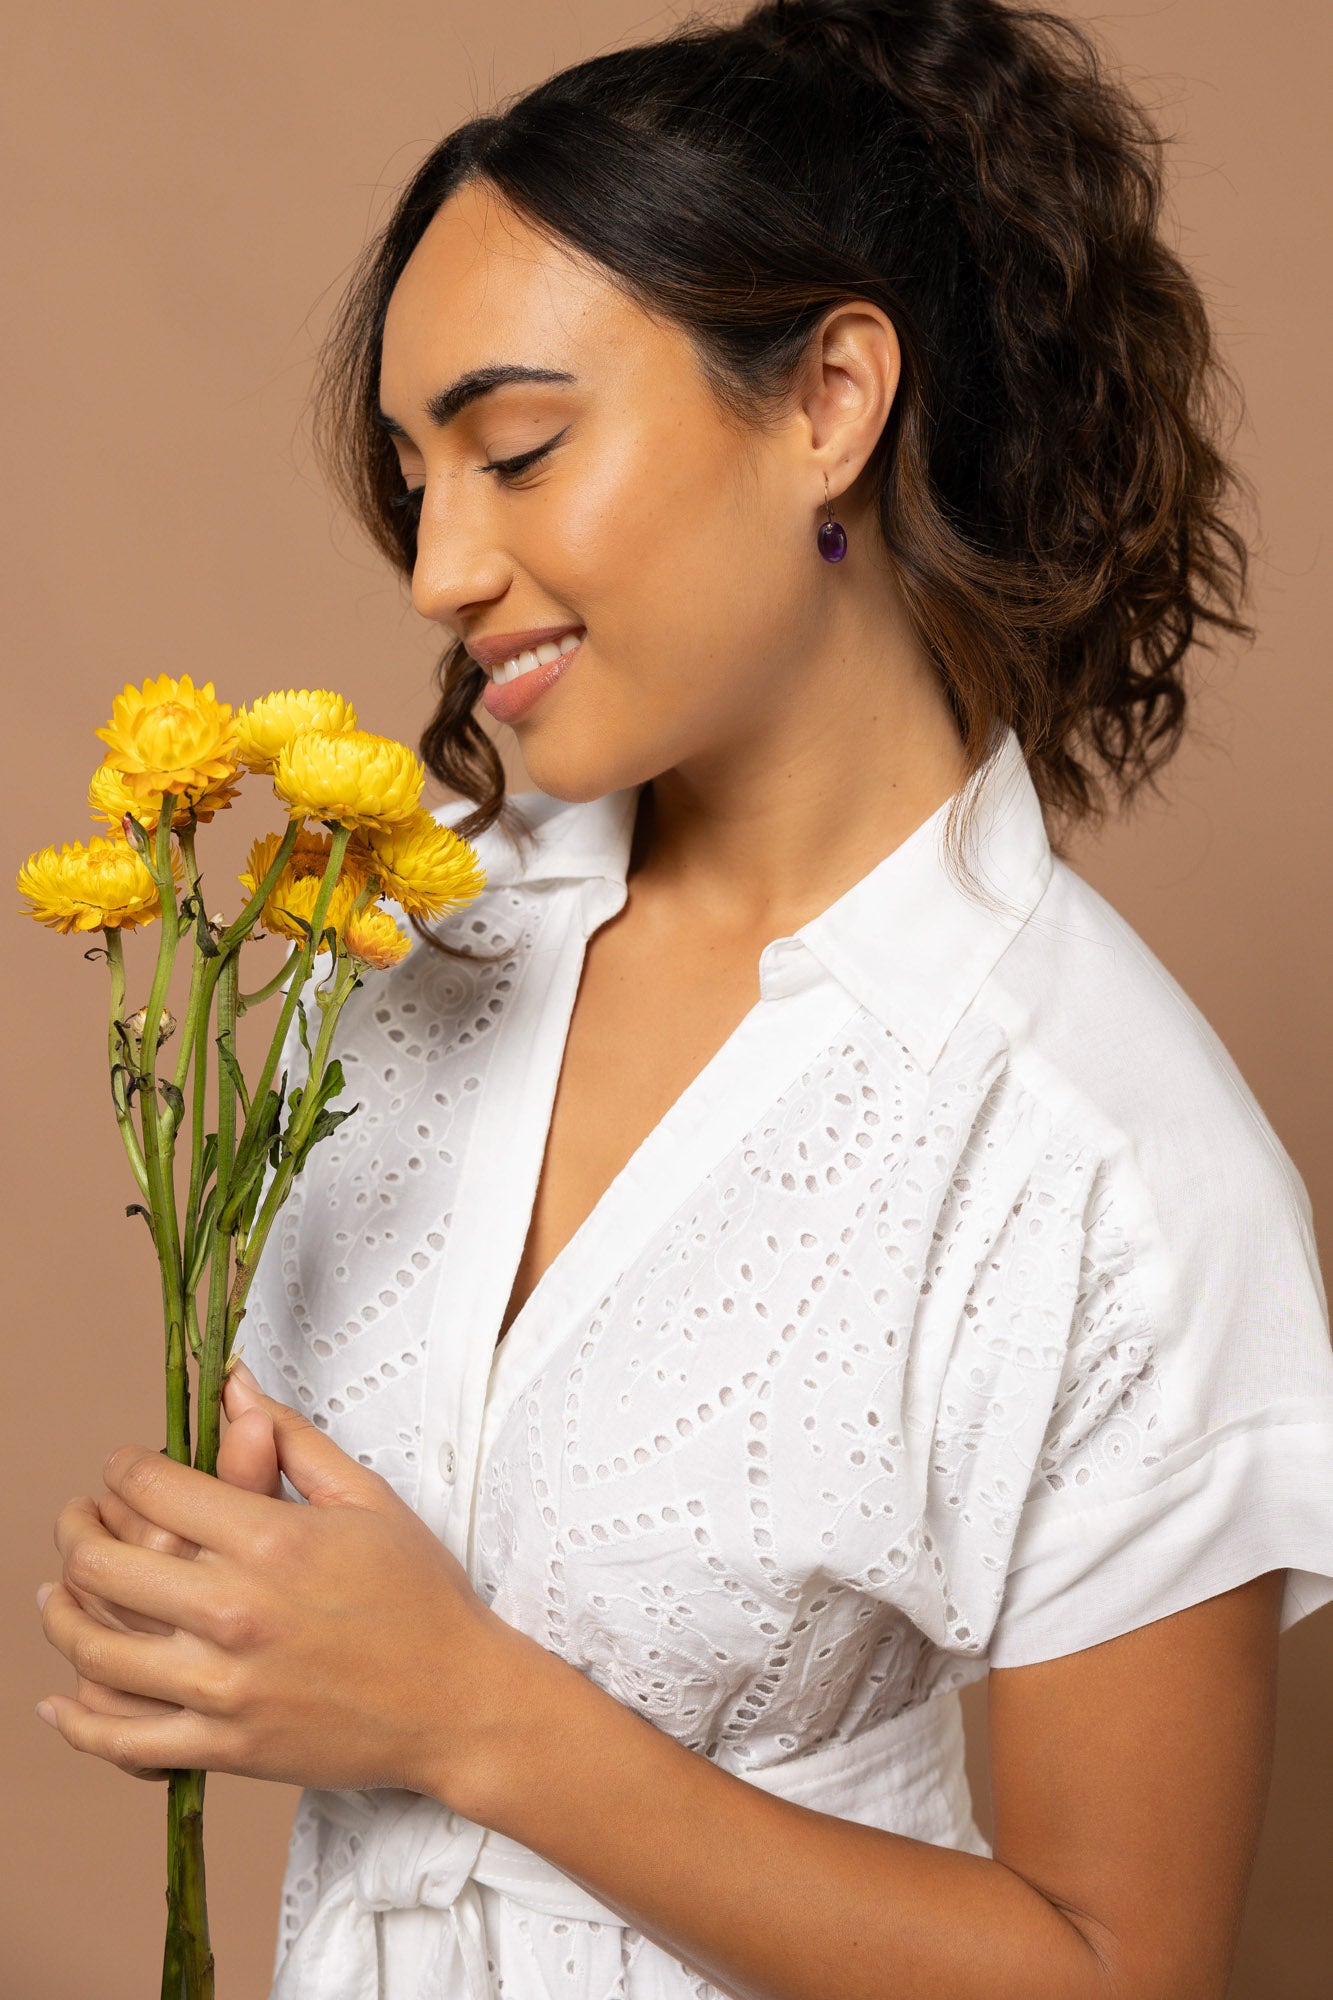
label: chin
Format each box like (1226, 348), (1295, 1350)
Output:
(515, 728), (659, 804)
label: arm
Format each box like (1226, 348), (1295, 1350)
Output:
(448, 1569), (1283, 2000)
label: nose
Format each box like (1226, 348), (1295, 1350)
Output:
(408, 488), (513, 633)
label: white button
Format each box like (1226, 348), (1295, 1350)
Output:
(438, 1441), (457, 1484)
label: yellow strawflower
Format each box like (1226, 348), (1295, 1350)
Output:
(254, 870), (359, 946)
(342, 902), (412, 970)
(350, 808), (486, 920)
(272, 728), (424, 832)
(17, 835), (164, 934)
(95, 674), (240, 803)
(235, 689), (359, 774)
(88, 757), (240, 833)
(239, 828), (372, 900)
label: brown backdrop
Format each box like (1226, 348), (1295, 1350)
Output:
(3, 5), (1328, 1995)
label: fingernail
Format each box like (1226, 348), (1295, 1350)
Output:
(36, 1701), (57, 1726)
(36, 1583), (54, 1611)
(228, 1359), (260, 1388)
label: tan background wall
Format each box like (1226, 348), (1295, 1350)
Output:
(3, 3), (1328, 1994)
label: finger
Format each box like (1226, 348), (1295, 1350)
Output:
(101, 1443), (277, 1558)
(223, 1360), (384, 1511)
(54, 1498), (221, 1638)
(36, 1691), (216, 1777)
(55, 1496), (179, 1636)
(71, 1676), (177, 1780)
(40, 1580), (224, 1711)
(65, 1572), (177, 1640)
(96, 1488), (200, 1562)
(217, 1406), (283, 1499)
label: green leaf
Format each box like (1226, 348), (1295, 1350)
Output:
(216, 1034), (251, 1117)
(110, 1062), (138, 1114)
(236, 1160), (270, 1241)
(304, 1103), (358, 1150)
(229, 1082), (286, 1195)
(125, 1203), (152, 1229)
(194, 895), (220, 959)
(294, 996), (313, 1064)
(159, 1080), (186, 1134)
(289, 1098), (359, 1172)
(184, 1187), (219, 1292)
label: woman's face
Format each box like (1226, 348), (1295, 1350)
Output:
(377, 180), (866, 803)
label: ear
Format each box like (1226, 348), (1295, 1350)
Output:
(222, 1360), (380, 1509)
(792, 300), (902, 508)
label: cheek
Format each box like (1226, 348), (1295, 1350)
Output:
(563, 428), (790, 657)
(511, 421), (811, 789)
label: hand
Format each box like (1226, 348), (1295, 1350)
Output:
(35, 1362), (533, 1808)
(33, 1373), (286, 1784)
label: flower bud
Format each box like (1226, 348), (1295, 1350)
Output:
(121, 812), (151, 856)
(126, 1005), (178, 1049)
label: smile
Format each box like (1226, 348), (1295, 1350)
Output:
(481, 633), (584, 725)
(490, 629), (584, 685)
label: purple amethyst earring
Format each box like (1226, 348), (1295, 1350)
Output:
(817, 474), (847, 562)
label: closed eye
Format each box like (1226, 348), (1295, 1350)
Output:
(479, 425), (571, 482)
(387, 425), (571, 516)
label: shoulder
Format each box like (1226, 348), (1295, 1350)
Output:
(980, 857), (1316, 1249)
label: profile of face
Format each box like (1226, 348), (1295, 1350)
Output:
(377, 180), (907, 805)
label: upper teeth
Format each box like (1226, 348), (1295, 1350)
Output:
(492, 630), (582, 685)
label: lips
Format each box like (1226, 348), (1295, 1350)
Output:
(466, 624), (586, 670)
(480, 637), (583, 724)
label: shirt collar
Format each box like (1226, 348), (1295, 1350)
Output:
(465, 725), (1052, 1071)
(794, 725), (1053, 1068)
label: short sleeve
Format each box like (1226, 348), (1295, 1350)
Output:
(987, 1137), (1333, 1669)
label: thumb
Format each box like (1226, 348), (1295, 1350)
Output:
(222, 1358), (377, 1508)
(218, 1398), (283, 1500)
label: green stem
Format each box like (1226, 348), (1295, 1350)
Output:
(194, 954), (240, 1476)
(236, 944), (301, 1015)
(171, 815), (318, 1318)
(224, 945), (361, 1361)
(162, 1766), (213, 2000)
(245, 825), (354, 1118)
(218, 816), (302, 954)
(137, 806), (191, 1466)
(170, 829), (215, 1100)
(104, 929), (150, 1198)
(184, 1291), (204, 1365)
(173, 824), (219, 1346)
(196, 832), (353, 1453)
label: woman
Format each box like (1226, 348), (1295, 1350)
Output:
(35, 2), (1333, 1995)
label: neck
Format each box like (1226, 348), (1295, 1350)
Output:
(629, 569), (971, 938)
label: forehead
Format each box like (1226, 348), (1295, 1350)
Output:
(380, 180), (630, 402)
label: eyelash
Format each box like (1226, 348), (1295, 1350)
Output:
(388, 426), (570, 513)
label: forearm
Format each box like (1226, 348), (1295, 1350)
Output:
(445, 1643), (1118, 2000)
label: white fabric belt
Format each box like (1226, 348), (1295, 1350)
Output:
(270, 1688), (986, 1999)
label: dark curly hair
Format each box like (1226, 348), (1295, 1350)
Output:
(310, 0), (1252, 931)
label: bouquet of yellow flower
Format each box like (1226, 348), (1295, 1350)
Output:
(18, 676), (485, 1998)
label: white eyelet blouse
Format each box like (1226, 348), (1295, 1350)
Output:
(244, 723), (1333, 2000)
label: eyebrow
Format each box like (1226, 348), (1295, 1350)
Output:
(374, 364), (577, 438)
